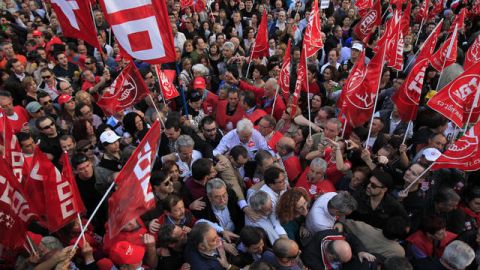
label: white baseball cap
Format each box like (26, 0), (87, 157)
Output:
(352, 42), (364, 51)
(422, 148), (442, 162)
(100, 130), (121, 144)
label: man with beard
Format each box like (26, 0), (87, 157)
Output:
(198, 116), (223, 151)
(157, 224), (190, 270)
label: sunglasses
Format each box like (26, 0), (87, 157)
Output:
(85, 62), (93, 65)
(42, 75), (51, 79)
(368, 181), (385, 189)
(42, 100), (52, 105)
(80, 145), (95, 153)
(282, 250), (301, 261)
(40, 122), (55, 130)
(162, 180), (172, 186)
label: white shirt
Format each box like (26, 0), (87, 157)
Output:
(212, 207), (235, 232)
(213, 129), (272, 159)
(306, 192), (337, 232)
(259, 184), (285, 208)
(162, 150), (202, 178)
(174, 32), (187, 52)
(245, 213), (286, 245)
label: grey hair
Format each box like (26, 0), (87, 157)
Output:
(206, 178), (227, 195)
(249, 190), (271, 211)
(441, 240), (475, 269)
(310, 157), (327, 171)
(236, 118), (254, 133)
(175, 134), (195, 151)
(328, 191), (358, 213)
(192, 64), (209, 76)
(222, 41), (235, 52)
(40, 236), (64, 251)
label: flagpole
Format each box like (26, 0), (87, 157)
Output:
(42, 1), (50, 22)
(72, 180), (116, 250)
(401, 121), (412, 145)
(271, 85), (280, 116)
(435, 24), (458, 92)
(245, 44), (255, 80)
(25, 235), (38, 257)
(402, 162), (434, 192)
(304, 47), (312, 136)
(463, 83), (480, 133)
(175, 63), (189, 116)
(88, 2), (107, 68)
(341, 118), (347, 138)
(77, 213), (87, 243)
(148, 95), (166, 127)
(154, 65), (168, 107)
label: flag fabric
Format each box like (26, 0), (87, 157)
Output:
(390, 0), (405, 9)
(392, 21), (443, 121)
(97, 62), (150, 115)
(98, 0), (176, 64)
(250, 11), (269, 60)
(304, 0), (323, 58)
(428, 0), (444, 19)
(464, 34), (480, 70)
(427, 64), (480, 128)
(343, 44), (386, 127)
(26, 149), (85, 232)
(431, 122), (480, 171)
(417, 0), (430, 19)
(430, 24), (458, 71)
(401, 1), (412, 36)
(380, 9), (404, 70)
(108, 121), (161, 239)
(279, 40), (292, 102)
(290, 47), (307, 117)
(448, 8), (466, 33)
(50, 0), (102, 52)
(353, 0), (382, 43)
(154, 66), (179, 100)
(0, 111), (26, 183)
(355, 0), (373, 12)
(0, 157), (36, 248)
(337, 51), (367, 113)
(180, 0), (194, 8)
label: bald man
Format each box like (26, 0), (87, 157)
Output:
(261, 238), (306, 269)
(277, 136), (302, 183)
(301, 229), (377, 270)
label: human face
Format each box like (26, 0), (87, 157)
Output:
(104, 141), (120, 155)
(169, 165), (180, 181)
(371, 119), (383, 135)
(134, 116), (144, 131)
(178, 146), (193, 162)
(227, 92), (239, 107)
(469, 198), (480, 213)
(60, 138), (75, 154)
(260, 198), (273, 216)
(165, 127), (181, 142)
(247, 239), (264, 254)
(75, 160), (94, 179)
(295, 196), (309, 217)
(39, 96), (53, 111)
(328, 50), (338, 64)
(209, 186), (228, 210)
(238, 129), (252, 144)
(277, 243), (300, 267)
(202, 122), (217, 141)
(307, 165), (325, 183)
(429, 228), (446, 241)
(78, 45), (87, 55)
(80, 105), (93, 121)
(366, 176), (386, 197)
(11, 61), (24, 74)
(437, 200), (459, 213)
(350, 171), (367, 189)
(324, 122), (339, 140)
(270, 172), (287, 193)
(403, 164), (425, 184)
(2, 43), (14, 57)
(201, 228), (222, 253)
(39, 118), (57, 137)
(20, 137), (35, 155)
(0, 96), (14, 116)
(189, 99), (203, 111)
(258, 119), (273, 137)
(64, 98), (76, 111)
(169, 200), (186, 221)
(57, 53), (68, 66)
(430, 134), (447, 151)
(41, 71), (55, 84)
(122, 219), (139, 232)
(59, 82), (73, 95)
(323, 68), (332, 80)
(159, 178), (174, 194)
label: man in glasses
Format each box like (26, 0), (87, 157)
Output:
(350, 169), (408, 231)
(37, 67), (63, 100)
(75, 139), (99, 166)
(37, 91), (59, 118)
(36, 116), (62, 164)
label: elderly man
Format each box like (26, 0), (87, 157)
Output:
(261, 238), (305, 270)
(0, 91), (29, 133)
(295, 157), (336, 199)
(213, 118), (271, 159)
(162, 135), (203, 178)
(277, 136), (302, 182)
(306, 191), (357, 233)
(225, 73), (286, 120)
(412, 240), (475, 270)
(246, 190), (287, 245)
(257, 115), (283, 152)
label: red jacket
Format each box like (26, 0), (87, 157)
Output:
(283, 155), (303, 183)
(267, 131), (283, 152)
(238, 81), (286, 120)
(246, 108), (267, 125)
(103, 218), (148, 253)
(202, 90), (218, 116)
(406, 230), (457, 258)
(295, 167), (336, 199)
(215, 100), (245, 131)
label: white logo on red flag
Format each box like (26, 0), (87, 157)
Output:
(99, 0), (176, 64)
(464, 34), (480, 71)
(155, 66), (179, 100)
(279, 40), (292, 100)
(353, 0), (381, 43)
(250, 11), (269, 60)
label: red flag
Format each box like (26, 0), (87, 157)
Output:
(97, 62), (150, 115)
(290, 47), (307, 117)
(23, 147), (47, 220)
(390, 0), (405, 8)
(448, 8), (466, 33)
(180, 0), (194, 8)
(337, 51), (367, 113)
(401, 1), (412, 35)
(417, 0), (430, 20)
(50, 0), (102, 52)
(108, 121), (161, 239)
(430, 24), (458, 71)
(431, 122), (480, 171)
(464, 34), (480, 70)
(0, 158), (36, 248)
(279, 40), (292, 102)
(353, 0), (382, 43)
(427, 64), (480, 128)
(0, 111), (26, 183)
(381, 9), (404, 70)
(60, 152), (85, 217)
(428, 0), (444, 19)
(250, 11), (269, 60)
(304, 0), (323, 58)
(155, 67), (179, 100)
(343, 44), (386, 127)
(417, 20), (443, 60)
(99, 0), (175, 64)
(355, 0), (373, 12)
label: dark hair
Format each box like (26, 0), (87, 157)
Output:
(71, 153), (90, 168)
(243, 91), (257, 108)
(165, 117), (181, 131)
(384, 257), (413, 270)
(157, 224), (177, 248)
(239, 226), (266, 247)
(16, 132), (32, 143)
(74, 102), (90, 117)
(192, 158), (213, 181)
(255, 150), (273, 166)
(150, 170), (168, 187)
(189, 222), (213, 249)
(122, 112), (146, 135)
(163, 194), (183, 212)
(72, 119), (93, 142)
(199, 116), (216, 131)
(465, 186), (480, 205)
(383, 216), (409, 240)
(0, 90), (12, 98)
(248, 261), (274, 270)
(161, 160), (180, 175)
(35, 116), (54, 129)
(230, 145), (248, 161)
(264, 166), (284, 186)
(421, 216), (446, 235)
(434, 188), (460, 204)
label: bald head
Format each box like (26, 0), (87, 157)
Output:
(277, 136), (295, 155)
(332, 240), (352, 263)
(273, 238), (299, 258)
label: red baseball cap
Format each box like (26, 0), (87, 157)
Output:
(32, 30), (43, 37)
(58, 94), (73, 106)
(193, 77), (206, 90)
(110, 241), (145, 266)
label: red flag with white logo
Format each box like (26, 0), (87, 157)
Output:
(50, 0), (102, 52)
(290, 47), (307, 117)
(0, 157), (36, 248)
(250, 11), (269, 60)
(377, 9), (404, 71)
(279, 40), (292, 102)
(155, 66), (179, 100)
(337, 51), (367, 114)
(427, 64), (480, 128)
(432, 122), (480, 171)
(343, 44), (386, 127)
(401, 1), (412, 36)
(304, 0), (323, 58)
(417, 0), (430, 21)
(430, 24), (458, 71)
(464, 34), (480, 70)
(0, 111), (26, 183)
(428, 0), (444, 19)
(448, 8), (466, 33)
(180, 0), (194, 8)
(99, 0), (176, 64)
(108, 121), (161, 239)
(353, 0), (382, 43)
(23, 147), (47, 222)
(355, 0), (373, 12)
(97, 62), (150, 115)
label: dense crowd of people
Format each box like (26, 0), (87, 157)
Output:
(1, 0), (480, 269)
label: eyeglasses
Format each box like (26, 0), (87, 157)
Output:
(40, 122), (55, 130)
(281, 250), (301, 261)
(42, 100), (52, 105)
(42, 75), (51, 79)
(368, 181), (385, 189)
(80, 145), (95, 153)
(85, 62), (93, 65)
(162, 180), (172, 186)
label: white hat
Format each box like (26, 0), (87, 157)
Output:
(100, 130), (121, 144)
(422, 148), (441, 162)
(352, 42), (364, 51)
